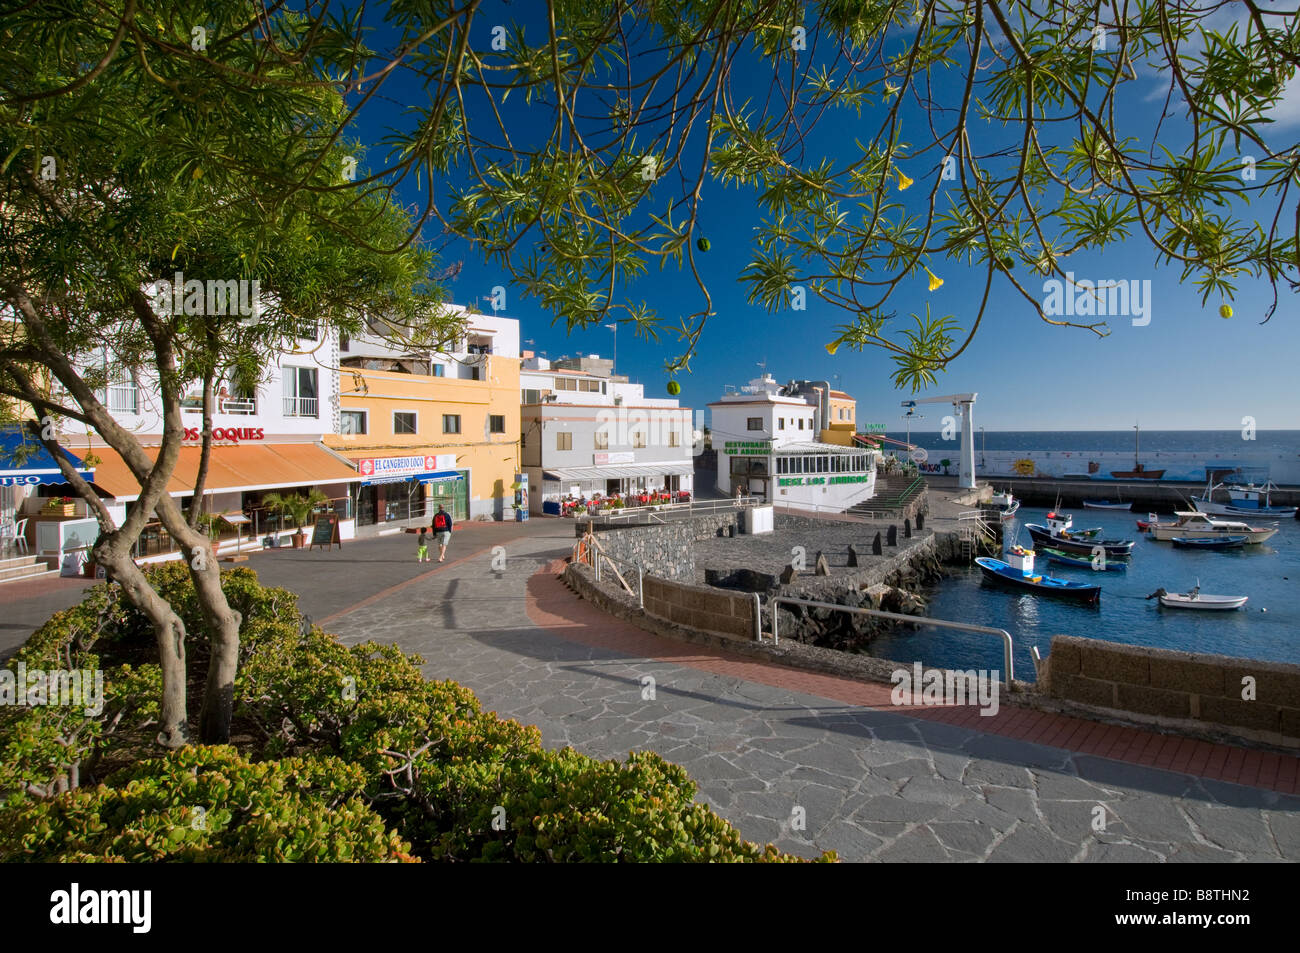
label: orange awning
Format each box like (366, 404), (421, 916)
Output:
(88, 443), (362, 501)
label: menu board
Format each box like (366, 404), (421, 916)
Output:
(309, 514), (341, 550)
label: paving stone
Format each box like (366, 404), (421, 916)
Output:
(964, 759), (1033, 789)
(1181, 803), (1274, 854)
(1084, 841), (1166, 862)
(873, 826), (953, 862)
(928, 820), (1002, 857)
(985, 825), (1078, 863)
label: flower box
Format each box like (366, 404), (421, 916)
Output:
(42, 502), (76, 517)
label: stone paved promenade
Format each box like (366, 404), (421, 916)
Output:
(4, 519), (1298, 861)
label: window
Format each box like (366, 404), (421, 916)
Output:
(339, 333), (350, 352)
(105, 366), (138, 415)
(747, 417), (763, 431)
(489, 415), (506, 434)
(283, 367), (318, 417)
(668, 431), (679, 447)
(340, 411), (367, 435)
(632, 431), (646, 449)
(798, 419), (804, 430)
(778, 418), (784, 430)
(557, 432), (572, 451)
(579, 379), (601, 393)
(433, 364), (445, 377)
(394, 412), (417, 435)
(594, 431), (609, 450)
(470, 366), (482, 381)
(442, 414), (461, 434)
(555, 377), (577, 391)
(522, 389), (540, 404)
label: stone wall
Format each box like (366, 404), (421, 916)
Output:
(1043, 635), (1300, 748)
(642, 575), (759, 640)
(573, 513), (739, 580)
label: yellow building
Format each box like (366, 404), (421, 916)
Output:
(324, 353), (521, 527)
(820, 389), (858, 446)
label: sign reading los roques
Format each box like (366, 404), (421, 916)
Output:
(183, 427), (265, 442)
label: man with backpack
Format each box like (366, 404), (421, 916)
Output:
(431, 504), (453, 562)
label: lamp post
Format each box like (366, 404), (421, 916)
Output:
(903, 409), (923, 459)
(604, 323), (617, 373)
(980, 426), (986, 470)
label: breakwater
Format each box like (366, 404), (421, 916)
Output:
(977, 477), (1300, 513)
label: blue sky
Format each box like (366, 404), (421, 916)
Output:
(351, 3), (1299, 431)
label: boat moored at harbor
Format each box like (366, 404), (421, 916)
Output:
(1147, 585), (1249, 611)
(975, 548), (1102, 603)
(1025, 511), (1136, 558)
(1147, 511), (1278, 544)
(1191, 481), (1297, 519)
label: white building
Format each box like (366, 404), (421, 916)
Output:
(519, 353), (695, 513)
(709, 374), (877, 511)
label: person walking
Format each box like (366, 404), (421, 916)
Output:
(416, 527), (430, 563)
(431, 504), (453, 562)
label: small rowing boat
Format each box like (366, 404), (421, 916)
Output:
(1082, 500), (1133, 510)
(1147, 585), (1248, 611)
(1170, 536), (1247, 550)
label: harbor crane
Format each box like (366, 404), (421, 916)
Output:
(901, 393), (978, 489)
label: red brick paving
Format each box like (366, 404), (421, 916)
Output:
(524, 559), (1300, 795)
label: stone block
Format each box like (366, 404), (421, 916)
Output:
(1198, 696), (1282, 733)
(1115, 683), (1192, 720)
(1046, 638), (1082, 677)
(1279, 707), (1300, 741)
(1148, 656), (1227, 697)
(1220, 664), (1300, 707)
(1080, 644), (1150, 686)
(1051, 673), (1116, 708)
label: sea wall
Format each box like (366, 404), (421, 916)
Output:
(1042, 635), (1300, 748)
(642, 575), (760, 640)
(889, 448), (1300, 485)
(573, 513), (739, 580)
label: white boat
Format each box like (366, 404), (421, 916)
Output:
(1147, 511), (1278, 544)
(989, 490), (1019, 520)
(1191, 481), (1296, 519)
(1151, 585), (1248, 611)
(1082, 499), (1133, 510)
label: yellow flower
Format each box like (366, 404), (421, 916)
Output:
(825, 340), (840, 355)
(897, 170), (913, 191)
(924, 267), (943, 292)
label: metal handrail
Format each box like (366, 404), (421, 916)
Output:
(571, 533), (644, 608)
(767, 596), (1015, 685)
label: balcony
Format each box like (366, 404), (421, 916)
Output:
(283, 396), (318, 418)
(181, 396), (258, 415)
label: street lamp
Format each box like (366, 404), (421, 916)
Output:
(604, 323), (617, 373)
(903, 409), (924, 455)
(979, 426), (985, 470)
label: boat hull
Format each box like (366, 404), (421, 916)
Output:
(1151, 524), (1277, 544)
(1082, 501), (1133, 510)
(1170, 536), (1246, 550)
(974, 557), (1101, 603)
(1025, 524), (1135, 557)
(1041, 548), (1127, 571)
(1110, 467), (1165, 479)
(1158, 594), (1248, 610)
(1192, 500), (1297, 519)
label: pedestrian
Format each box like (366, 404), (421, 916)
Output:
(431, 504), (453, 562)
(416, 527), (430, 563)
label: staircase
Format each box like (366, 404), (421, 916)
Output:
(848, 474), (927, 519)
(957, 511), (998, 562)
(0, 553), (61, 585)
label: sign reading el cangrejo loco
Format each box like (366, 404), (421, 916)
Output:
(724, 440), (772, 455)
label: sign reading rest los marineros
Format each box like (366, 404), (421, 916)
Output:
(183, 427), (265, 442)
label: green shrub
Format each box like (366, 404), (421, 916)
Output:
(0, 745), (417, 862)
(1, 565), (825, 862)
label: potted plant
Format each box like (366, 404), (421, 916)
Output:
(940, 459), (952, 475)
(42, 495), (77, 517)
(262, 490), (329, 548)
(193, 512), (225, 560)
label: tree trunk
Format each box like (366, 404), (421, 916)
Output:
(94, 539), (189, 748)
(154, 494), (242, 743)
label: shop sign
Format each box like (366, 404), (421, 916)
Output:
(778, 475), (871, 487)
(183, 427), (265, 442)
(593, 451), (635, 464)
(724, 440), (771, 455)
(357, 455), (439, 479)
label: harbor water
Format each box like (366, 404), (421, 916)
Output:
(869, 507), (1300, 682)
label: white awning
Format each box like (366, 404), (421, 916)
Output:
(543, 461), (695, 481)
(774, 441), (870, 455)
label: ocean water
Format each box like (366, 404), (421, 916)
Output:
(869, 506), (1300, 680)
(882, 429), (1300, 456)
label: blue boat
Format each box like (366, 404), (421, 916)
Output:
(1170, 535), (1247, 550)
(975, 554), (1102, 604)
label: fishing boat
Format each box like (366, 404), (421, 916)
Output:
(1040, 547), (1128, 571)
(1147, 511), (1278, 544)
(1147, 585), (1248, 611)
(989, 490), (1020, 521)
(1136, 513), (1158, 530)
(1109, 425), (1165, 480)
(1191, 480), (1297, 519)
(1025, 511), (1135, 558)
(975, 550), (1102, 604)
(1082, 499), (1133, 510)
(1170, 536), (1247, 550)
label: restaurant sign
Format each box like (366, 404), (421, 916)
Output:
(183, 426), (265, 442)
(724, 440), (771, 456)
(594, 451), (635, 465)
(779, 475), (872, 487)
